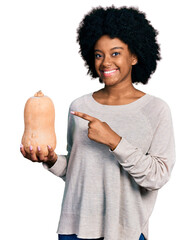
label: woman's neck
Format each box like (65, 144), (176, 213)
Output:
(93, 85), (146, 105)
(101, 84), (143, 99)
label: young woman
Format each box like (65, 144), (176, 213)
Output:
(20, 6), (175, 240)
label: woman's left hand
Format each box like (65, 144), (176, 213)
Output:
(71, 111), (121, 150)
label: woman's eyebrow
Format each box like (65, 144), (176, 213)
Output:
(94, 47), (124, 52)
(94, 49), (102, 53)
(111, 47), (124, 50)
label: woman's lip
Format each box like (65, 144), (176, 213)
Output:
(100, 69), (119, 77)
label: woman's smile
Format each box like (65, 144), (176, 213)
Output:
(100, 68), (119, 77)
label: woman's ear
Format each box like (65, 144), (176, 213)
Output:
(131, 54), (138, 66)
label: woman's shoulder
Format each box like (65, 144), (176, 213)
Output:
(69, 92), (92, 108)
(142, 93), (172, 121)
(146, 93), (171, 111)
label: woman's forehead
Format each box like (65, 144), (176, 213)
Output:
(94, 35), (128, 50)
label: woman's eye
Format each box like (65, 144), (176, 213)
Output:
(95, 54), (102, 59)
(112, 52), (120, 56)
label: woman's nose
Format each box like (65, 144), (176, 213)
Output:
(102, 55), (112, 67)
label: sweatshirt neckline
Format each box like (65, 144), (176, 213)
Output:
(85, 92), (152, 111)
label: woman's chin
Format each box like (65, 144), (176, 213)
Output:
(101, 78), (118, 86)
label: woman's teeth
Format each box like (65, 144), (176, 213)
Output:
(102, 69), (118, 76)
(104, 70), (117, 74)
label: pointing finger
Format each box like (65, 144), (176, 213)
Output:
(71, 111), (97, 122)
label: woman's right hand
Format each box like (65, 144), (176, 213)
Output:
(20, 144), (58, 168)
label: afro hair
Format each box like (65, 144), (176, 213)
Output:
(77, 6), (161, 84)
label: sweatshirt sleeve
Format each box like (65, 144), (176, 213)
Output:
(110, 103), (176, 191)
(43, 154), (68, 179)
(43, 106), (74, 180)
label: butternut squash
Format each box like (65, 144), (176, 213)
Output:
(21, 90), (56, 156)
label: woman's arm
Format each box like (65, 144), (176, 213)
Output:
(110, 104), (176, 191)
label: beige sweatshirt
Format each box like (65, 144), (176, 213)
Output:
(44, 92), (175, 240)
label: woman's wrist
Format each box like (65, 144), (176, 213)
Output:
(46, 153), (58, 168)
(108, 135), (122, 151)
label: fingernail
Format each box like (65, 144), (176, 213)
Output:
(29, 145), (33, 151)
(20, 144), (23, 149)
(70, 111), (75, 115)
(47, 145), (51, 149)
(37, 146), (41, 151)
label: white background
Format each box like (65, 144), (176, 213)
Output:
(0, 0), (195, 239)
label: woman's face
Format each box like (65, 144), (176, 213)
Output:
(94, 35), (137, 87)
